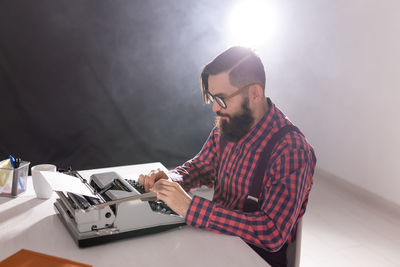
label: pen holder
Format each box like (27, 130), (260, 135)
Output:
(0, 161), (30, 197)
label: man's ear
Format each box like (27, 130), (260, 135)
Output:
(249, 84), (264, 102)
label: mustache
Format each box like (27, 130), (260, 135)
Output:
(216, 111), (230, 118)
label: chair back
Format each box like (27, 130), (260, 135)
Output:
(286, 218), (303, 267)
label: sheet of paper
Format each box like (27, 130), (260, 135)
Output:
(40, 171), (94, 196)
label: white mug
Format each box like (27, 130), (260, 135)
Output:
(31, 164), (57, 199)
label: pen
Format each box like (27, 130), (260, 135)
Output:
(14, 158), (21, 168)
(18, 176), (24, 191)
(15, 158), (24, 191)
(8, 155), (15, 168)
(9, 155), (24, 191)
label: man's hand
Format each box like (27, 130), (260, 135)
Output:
(153, 179), (192, 217)
(138, 169), (169, 192)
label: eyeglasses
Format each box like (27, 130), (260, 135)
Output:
(206, 84), (252, 109)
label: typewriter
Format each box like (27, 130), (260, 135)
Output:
(54, 170), (185, 247)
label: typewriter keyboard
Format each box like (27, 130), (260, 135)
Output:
(125, 179), (178, 215)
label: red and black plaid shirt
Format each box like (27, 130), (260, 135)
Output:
(170, 98), (316, 252)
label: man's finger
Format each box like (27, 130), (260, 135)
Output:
(138, 174), (145, 184)
(144, 177), (153, 192)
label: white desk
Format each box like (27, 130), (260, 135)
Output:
(0, 162), (267, 267)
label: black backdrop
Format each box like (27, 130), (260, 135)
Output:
(0, 1), (232, 171)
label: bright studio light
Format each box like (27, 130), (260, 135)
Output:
(227, 0), (278, 47)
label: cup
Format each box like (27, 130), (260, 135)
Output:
(31, 164), (56, 199)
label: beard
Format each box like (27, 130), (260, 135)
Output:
(215, 97), (254, 142)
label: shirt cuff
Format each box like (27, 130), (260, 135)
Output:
(185, 195), (213, 229)
(167, 170), (183, 183)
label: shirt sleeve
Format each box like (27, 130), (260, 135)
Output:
(185, 136), (316, 252)
(168, 127), (220, 192)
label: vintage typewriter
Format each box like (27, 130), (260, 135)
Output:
(54, 170), (185, 247)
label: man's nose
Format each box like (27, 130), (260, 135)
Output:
(212, 101), (222, 113)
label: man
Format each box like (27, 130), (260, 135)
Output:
(138, 46), (316, 267)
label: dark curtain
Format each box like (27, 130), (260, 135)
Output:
(0, 0), (228, 171)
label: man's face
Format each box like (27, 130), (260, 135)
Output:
(215, 96), (254, 142)
(208, 72), (255, 142)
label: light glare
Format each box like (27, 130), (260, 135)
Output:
(228, 1), (278, 47)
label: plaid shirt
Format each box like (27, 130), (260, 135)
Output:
(170, 98), (316, 252)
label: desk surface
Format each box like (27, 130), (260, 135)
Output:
(0, 162), (267, 267)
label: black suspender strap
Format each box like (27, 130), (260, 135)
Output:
(244, 125), (302, 212)
(219, 125), (304, 265)
(218, 124), (303, 212)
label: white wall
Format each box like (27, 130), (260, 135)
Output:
(256, 0), (400, 205)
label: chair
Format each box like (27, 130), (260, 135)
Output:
(286, 218), (303, 267)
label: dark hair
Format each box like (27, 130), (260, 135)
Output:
(200, 46), (266, 103)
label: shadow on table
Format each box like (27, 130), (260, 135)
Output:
(0, 197), (13, 205)
(17, 214), (71, 247)
(0, 198), (45, 222)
